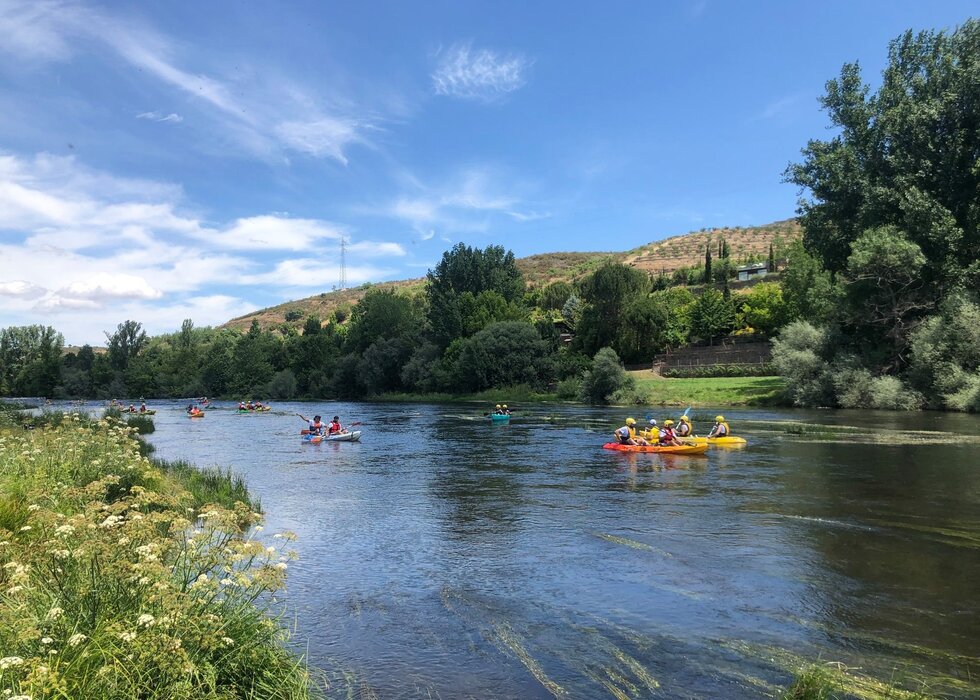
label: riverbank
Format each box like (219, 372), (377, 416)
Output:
(0, 409), (319, 699)
(630, 372), (786, 407)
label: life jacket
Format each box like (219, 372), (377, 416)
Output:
(615, 426), (632, 443)
(309, 420), (324, 434)
(329, 421), (342, 434)
(676, 422), (690, 437)
(715, 422), (730, 436)
(659, 427), (676, 444)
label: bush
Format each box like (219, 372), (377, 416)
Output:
(661, 363), (774, 378)
(868, 375), (923, 410)
(555, 377), (581, 400)
(580, 347), (634, 405)
(266, 369), (298, 399)
(771, 321), (833, 407)
(284, 309), (304, 322)
(125, 414), (156, 434)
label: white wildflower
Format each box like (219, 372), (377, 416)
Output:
(221, 637), (235, 647)
(137, 614), (155, 627)
(118, 631), (137, 642)
(55, 524), (74, 536)
(41, 637), (53, 645)
(68, 633), (86, 647)
(274, 562), (287, 571)
(18, 525), (31, 532)
(46, 607), (63, 621)
(0, 656), (24, 669)
(27, 504), (40, 512)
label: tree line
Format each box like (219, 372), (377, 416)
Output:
(3, 241), (795, 404)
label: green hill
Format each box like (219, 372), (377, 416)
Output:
(221, 219), (800, 333)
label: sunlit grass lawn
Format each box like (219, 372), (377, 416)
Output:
(629, 372), (785, 407)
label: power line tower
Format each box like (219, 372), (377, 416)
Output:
(338, 237), (347, 291)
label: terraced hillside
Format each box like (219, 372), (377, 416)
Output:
(222, 219), (800, 333)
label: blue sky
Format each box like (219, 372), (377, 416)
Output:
(1, 0), (976, 344)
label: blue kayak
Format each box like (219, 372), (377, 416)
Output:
(489, 413), (511, 422)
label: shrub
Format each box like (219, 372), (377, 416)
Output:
(284, 309), (304, 322)
(771, 321), (833, 407)
(266, 368), (298, 399)
(556, 377), (581, 400)
(580, 347), (634, 405)
(661, 363), (774, 378)
(125, 414), (156, 434)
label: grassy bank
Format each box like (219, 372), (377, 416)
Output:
(375, 385), (559, 404)
(630, 372), (786, 407)
(0, 410), (318, 699)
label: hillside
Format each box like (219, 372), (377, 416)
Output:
(221, 219), (800, 333)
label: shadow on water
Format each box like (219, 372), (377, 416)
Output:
(79, 399), (980, 698)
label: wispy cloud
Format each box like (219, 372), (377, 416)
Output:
(753, 92), (809, 122)
(0, 1), (372, 164)
(136, 111), (183, 123)
(0, 280), (46, 298)
(432, 42), (531, 102)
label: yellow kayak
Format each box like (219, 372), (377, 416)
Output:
(681, 436), (747, 446)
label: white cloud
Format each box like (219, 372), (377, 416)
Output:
(58, 272), (162, 301)
(0, 280), (46, 298)
(243, 259), (394, 288)
(136, 111), (183, 123)
(201, 216), (345, 252)
(275, 118), (363, 164)
(432, 43), (531, 102)
(0, 1), (371, 164)
(0, 152), (406, 343)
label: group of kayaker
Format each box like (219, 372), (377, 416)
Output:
(615, 415), (730, 447)
(121, 401), (153, 414)
(492, 404), (511, 415)
(186, 404), (204, 417)
(237, 400), (267, 411)
(296, 413), (345, 436)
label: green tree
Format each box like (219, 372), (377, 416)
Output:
(617, 296), (670, 363)
(455, 322), (552, 392)
(580, 347), (634, 405)
(0, 325), (64, 396)
(690, 289), (735, 344)
(781, 240), (838, 323)
(538, 281), (574, 311)
(426, 243), (525, 347)
(345, 288), (421, 353)
(704, 244), (713, 283)
(785, 21), (980, 298)
(105, 320), (148, 371)
(739, 282), (789, 336)
(576, 262), (649, 357)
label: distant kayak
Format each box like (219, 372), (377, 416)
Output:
(682, 436), (747, 446)
(489, 413), (510, 422)
(304, 431), (361, 443)
(237, 407), (271, 414)
(602, 442), (708, 455)
(188, 412), (205, 418)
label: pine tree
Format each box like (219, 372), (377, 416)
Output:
(705, 244), (713, 284)
(768, 242), (775, 272)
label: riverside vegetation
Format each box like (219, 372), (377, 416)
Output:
(0, 404), (318, 699)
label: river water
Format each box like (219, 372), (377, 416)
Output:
(122, 401), (980, 697)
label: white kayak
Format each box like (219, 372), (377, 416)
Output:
(324, 430), (361, 442)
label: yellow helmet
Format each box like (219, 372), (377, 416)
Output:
(663, 419), (674, 426)
(503, 404), (508, 409)
(680, 415), (691, 423)
(626, 417), (636, 426)
(495, 404), (501, 408)
(716, 415), (725, 422)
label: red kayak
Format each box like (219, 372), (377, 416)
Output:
(602, 442), (708, 455)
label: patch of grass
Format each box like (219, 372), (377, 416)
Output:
(629, 372), (786, 407)
(125, 414), (156, 434)
(376, 385), (560, 404)
(153, 458), (260, 514)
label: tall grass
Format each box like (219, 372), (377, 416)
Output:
(154, 459), (260, 514)
(0, 415), (318, 699)
(125, 413), (156, 434)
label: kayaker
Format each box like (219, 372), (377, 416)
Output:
(502, 404), (511, 415)
(328, 416), (343, 435)
(127, 404), (137, 413)
(238, 401), (246, 411)
(140, 401), (147, 413)
(658, 419), (683, 446)
(708, 415), (730, 438)
(614, 418), (648, 446)
(675, 415), (692, 438)
(186, 404), (195, 414)
(493, 404), (504, 415)
(297, 413), (324, 435)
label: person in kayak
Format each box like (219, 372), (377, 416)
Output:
(675, 415), (692, 438)
(708, 416), (730, 438)
(493, 404), (504, 414)
(658, 419), (683, 446)
(328, 416), (344, 435)
(614, 418), (648, 446)
(297, 413), (324, 435)
(502, 404), (511, 415)
(140, 401), (148, 413)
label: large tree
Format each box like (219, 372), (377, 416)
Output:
(786, 21), (980, 299)
(575, 262), (650, 357)
(426, 243), (525, 347)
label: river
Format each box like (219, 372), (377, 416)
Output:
(119, 402), (980, 697)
